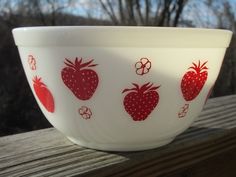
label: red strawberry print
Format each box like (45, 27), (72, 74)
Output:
(33, 76), (55, 113)
(28, 55), (36, 70)
(122, 82), (160, 121)
(61, 57), (99, 100)
(135, 58), (152, 75)
(79, 106), (92, 119)
(181, 61), (208, 101)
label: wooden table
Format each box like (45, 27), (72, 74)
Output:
(1, 95), (236, 177)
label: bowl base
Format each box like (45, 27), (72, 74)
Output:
(67, 136), (175, 152)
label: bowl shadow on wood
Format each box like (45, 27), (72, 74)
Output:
(81, 125), (235, 177)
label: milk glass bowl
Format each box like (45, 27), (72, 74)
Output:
(12, 26), (232, 151)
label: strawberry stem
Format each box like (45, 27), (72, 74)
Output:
(201, 61), (208, 70)
(64, 57), (98, 70)
(65, 58), (74, 65)
(140, 82), (152, 93)
(88, 64), (98, 67)
(75, 57), (82, 66)
(80, 59), (98, 68)
(188, 60), (208, 74)
(122, 88), (137, 93)
(132, 83), (139, 89)
(64, 59), (76, 69)
(149, 86), (160, 91)
(122, 82), (160, 94)
(33, 76), (46, 87)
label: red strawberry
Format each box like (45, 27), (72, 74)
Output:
(122, 83), (160, 121)
(181, 61), (208, 101)
(61, 57), (99, 100)
(33, 76), (55, 113)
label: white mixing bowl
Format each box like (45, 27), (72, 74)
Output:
(12, 26), (232, 151)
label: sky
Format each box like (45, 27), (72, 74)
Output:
(67, 0), (236, 28)
(1, 0), (236, 29)
(183, 0), (218, 28)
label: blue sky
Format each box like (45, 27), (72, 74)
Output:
(2, 0), (236, 28)
(67, 0), (236, 28)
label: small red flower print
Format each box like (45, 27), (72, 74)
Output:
(28, 55), (36, 70)
(135, 58), (151, 75)
(178, 104), (189, 118)
(79, 106), (92, 119)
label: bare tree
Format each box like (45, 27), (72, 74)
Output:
(0, 0), (75, 26)
(45, 0), (74, 25)
(0, 0), (79, 136)
(203, 0), (236, 97)
(98, 0), (188, 26)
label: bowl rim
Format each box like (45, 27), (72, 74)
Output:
(12, 26), (233, 48)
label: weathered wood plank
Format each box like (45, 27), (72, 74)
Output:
(163, 148), (236, 177)
(0, 95), (236, 177)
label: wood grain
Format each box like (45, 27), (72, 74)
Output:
(162, 148), (236, 177)
(1, 95), (236, 177)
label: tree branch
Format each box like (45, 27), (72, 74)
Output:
(158, 0), (171, 26)
(153, 0), (162, 25)
(173, 0), (187, 26)
(118, 0), (125, 24)
(135, 0), (144, 25)
(145, 0), (150, 25)
(99, 0), (119, 25)
(126, 0), (136, 25)
(107, 0), (119, 24)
